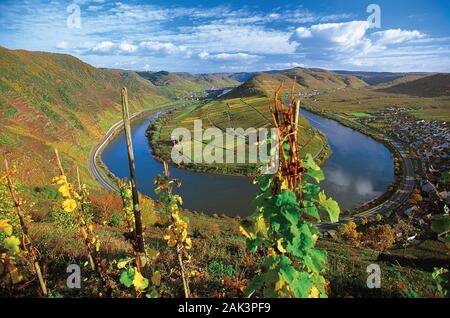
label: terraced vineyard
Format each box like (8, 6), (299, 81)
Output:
(148, 96), (329, 175)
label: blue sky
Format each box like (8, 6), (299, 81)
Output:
(0, 0), (449, 73)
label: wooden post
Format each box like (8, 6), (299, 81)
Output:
(4, 159), (48, 296)
(121, 87), (146, 269)
(294, 100), (300, 133)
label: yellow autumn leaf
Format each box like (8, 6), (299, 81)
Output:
(58, 184), (70, 198)
(277, 239), (287, 253)
(163, 227), (173, 241)
(312, 234), (318, 245)
(267, 248), (277, 256)
(239, 226), (254, 240)
(132, 269), (149, 292)
(0, 219), (13, 236)
(3, 236), (21, 253)
(62, 199), (77, 213)
(185, 237), (192, 250)
(309, 285), (320, 298)
(275, 275), (285, 292)
(151, 271), (161, 286)
(52, 175), (67, 185)
(174, 195), (183, 205)
(256, 215), (268, 238)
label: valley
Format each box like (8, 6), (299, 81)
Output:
(0, 48), (448, 299)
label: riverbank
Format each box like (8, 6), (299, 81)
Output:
(301, 105), (415, 223)
(88, 101), (189, 192)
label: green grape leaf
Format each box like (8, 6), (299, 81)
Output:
(303, 204), (321, 222)
(293, 271), (313, 298)
(307, 248), (327, 272)
(318, 191), (340, 223)
(302, 154), (324, 182)
(259, 175), (273, 192)
(276, 190), (297, 207)
(119, 268), (134, 288)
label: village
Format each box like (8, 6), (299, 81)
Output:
(355, 106), (449, 241)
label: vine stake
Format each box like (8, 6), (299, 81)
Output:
(121, 87), (146, 270)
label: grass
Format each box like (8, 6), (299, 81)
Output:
(346, 112), (374, 118)
(23, 204), (443, 298)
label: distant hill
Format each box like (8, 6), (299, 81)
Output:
(222, 67), (367, 99)
(0, 47), (168, 185)
(377, 73), (450, 97)
(137, 71), (240, 97)
(334, 70), (430, 86)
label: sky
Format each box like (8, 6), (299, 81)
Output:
(0, 0), (449, 73)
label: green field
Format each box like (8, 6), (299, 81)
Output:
(305, 88), (450, 121)
(346, 112), (374, 118)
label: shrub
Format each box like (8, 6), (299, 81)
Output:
(208, 261), (236, 279)
(90, 193), (122, 225)
(363, 224), (395, 252)
(338, 221), (361, 247)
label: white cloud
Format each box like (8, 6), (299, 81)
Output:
(371, 29), (426, 45)
(308, 21), (370, 46)
(264, 62), (305, 70)
(87, 41), (190, 57)
(294, 27), (312, 39)
(56, 41), (69, 49)
(167, 24), (298, 55)
(199, 51), (261, 62)
(92, 41), (115, 53)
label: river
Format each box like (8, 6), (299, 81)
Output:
(101, 109), (394, 216)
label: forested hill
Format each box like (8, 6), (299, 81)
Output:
(222, 67), (367, 99)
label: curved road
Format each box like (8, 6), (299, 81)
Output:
(88, 108), (174, 193)
(89, 108), (415, 232)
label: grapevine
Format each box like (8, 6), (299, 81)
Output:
(241, 84), (340, 298)
(117, 179), (161, 298)
(51, 149), (113, 295)
(154, 161), (192, 297)
(0, 162), (47, 295)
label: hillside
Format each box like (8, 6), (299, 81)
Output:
(334, 70), (430, 86)
(377, 73), (450, 97)
(0, 47), (169, 186)
(137, 71), (240, 97)
(222, 67), (367, 99)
